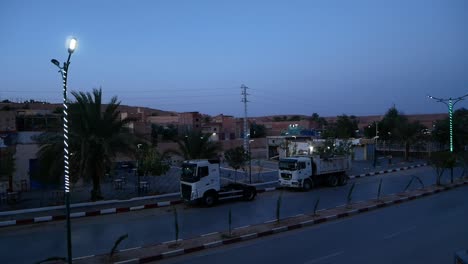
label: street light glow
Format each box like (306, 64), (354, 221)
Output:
(68, 38), (77, 53)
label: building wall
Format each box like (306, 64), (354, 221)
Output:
(0, 111), (16, 132)
(147, 115), (179, 125)
(14, 144), (38, 191)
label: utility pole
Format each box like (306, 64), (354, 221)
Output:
(241, 84), (249, 152)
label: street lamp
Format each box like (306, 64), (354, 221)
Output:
(51, 37), (77, 264)
(248, 139), (254, 183)
(428, 93), (468, 183)
(373, 121), (379, 168)
(136, 144), (142, 196)
(427, 94), (468, 152)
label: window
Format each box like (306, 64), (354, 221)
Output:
(198, 166), (209, 177)
(298, 162), (306, 169)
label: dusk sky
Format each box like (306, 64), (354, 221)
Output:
(1, 0), (467, 118)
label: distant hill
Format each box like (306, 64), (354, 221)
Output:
(0, 102), (175, 116)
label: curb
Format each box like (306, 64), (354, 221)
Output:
(0, 163), (427, 228)
(348, 163), (427, 179)
(78, 178), (468, 263)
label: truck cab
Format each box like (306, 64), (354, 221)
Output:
(278, 156), (313, 189)
(180, 159), (256, 206)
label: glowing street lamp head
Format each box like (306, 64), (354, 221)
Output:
(68, 38), (77, 54)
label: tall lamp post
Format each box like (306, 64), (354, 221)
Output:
(248, 139), (254, 183)
(136, 144), (142, 196)
(51, 37), (77, 264)
(373, 121), (379, 168)
(428, 93), (468, 182)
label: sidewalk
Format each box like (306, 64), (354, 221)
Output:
(0, 159), (428, 226)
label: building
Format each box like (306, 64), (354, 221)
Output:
(179, 112), (202, 134)
(0, 111), (16, 133)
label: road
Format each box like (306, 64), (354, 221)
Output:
(0, 166), (462, 263)
(160, 184), (468, 264)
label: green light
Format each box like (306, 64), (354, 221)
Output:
(449, 100), (453, 152)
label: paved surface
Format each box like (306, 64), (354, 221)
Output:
(0, 166), (461, 263)
(0, 157), (427, 213)
(159, 184), (468, 264)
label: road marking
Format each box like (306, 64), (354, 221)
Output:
(293, 213), (304, 217)
(72, 255), (95, 260)
(70, 212), (85, 218)
(0, 220), (16, 227)
(114, 258), (139, 264)
(100, 208), (116, 214)
(234, 225), (250, 230)
(157, 201), (171, 207)
(264, 219), (276, 224)
(130, 205), (144, 211)
(204, 240), (222, 248)
(383, 226), (416, 240)
(201, 232), (219, 237)
(304, 251), (345, 264)
(163, 239), (183, 244)
(120, 246), (141, 252)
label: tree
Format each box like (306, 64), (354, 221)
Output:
(430, 151), (457, 185)
(224, 146), (249, 181)
(138, 145), (171, 176)
(37, 88), (137, 200)
(71, 89), (137, 200)
(396, 120), (426, 161)
(0, 148), (15, 191)
(379, 106), (427, 161)
(176, 130), (222, 160)
(249, 123), (266, 138)
(322, 115), (358, 139)
(35, 132), (79, 186)
(151, 124), (178, 145)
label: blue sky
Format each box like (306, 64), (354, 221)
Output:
(1, 0), (467, 117)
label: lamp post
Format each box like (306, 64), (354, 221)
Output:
(248, 139), (254, 183)
(136, 144), (142, 196)
(51, 37), (77, 264)
(373, 121), (379, 168)
(428, 93), (468, 182)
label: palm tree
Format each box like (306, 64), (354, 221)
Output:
(36, 88), (136, 200)
(71, 88), (136, 200)
(176, 130), (222, 160)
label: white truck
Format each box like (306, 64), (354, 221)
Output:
(278, 155), (351, 191)
(180, 159), (257, 206)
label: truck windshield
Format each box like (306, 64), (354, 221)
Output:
(279, 160), (297, 171)
(181, 164), (199, 182)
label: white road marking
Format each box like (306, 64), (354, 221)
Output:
(304, 251), (345, 263)
(120, 246), (141, 252)
(234, 225), (250, 230)
(201, 232), (219, 237)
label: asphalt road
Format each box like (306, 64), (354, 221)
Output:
(0, 166), (463, 263)
(160, 184), (468, 264)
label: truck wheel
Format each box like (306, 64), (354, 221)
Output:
(203, 192), (217, 207)
(243, 188), (256, 201)
(338, 175), (348, 186)
(328, 175), (339, 187)
(302, 179), (313, 191)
